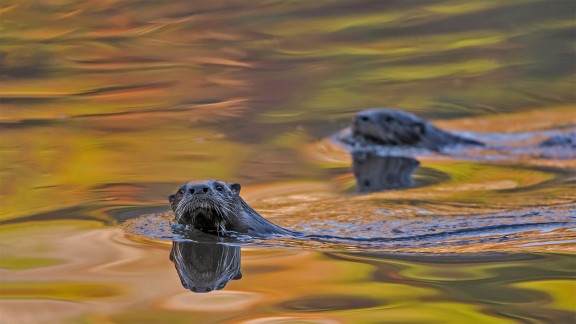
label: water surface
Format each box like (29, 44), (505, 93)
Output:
(1, 0), (575, 322)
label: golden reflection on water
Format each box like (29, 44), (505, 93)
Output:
(2, 0), (576, 322)
(1, 222), (574, 323)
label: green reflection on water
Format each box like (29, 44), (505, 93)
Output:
(1, 282), (123, 300)
(514, 280), (576, 313)
(0, 256), (63, 271)
(1, 0), (575, 322)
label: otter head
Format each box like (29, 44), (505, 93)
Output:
(169, 180), (242, 235)
(352, 108), (427, 146)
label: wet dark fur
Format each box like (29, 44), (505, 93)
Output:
(539, 132), (576, 148)
(169, 180), (292, 237)
(349, 108), (483, 150)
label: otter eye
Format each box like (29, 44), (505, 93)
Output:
(215, 185), (223, 191)
(359, 116), (370, 122)
(178, 189), (185, 194)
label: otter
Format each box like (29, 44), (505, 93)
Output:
(163, 180), (576, 250)
(347, 108), (483, 150)
(169, 180), (293, 237)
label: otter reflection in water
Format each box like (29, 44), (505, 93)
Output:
(169, 240), (242, 293)
(352, 151), (420, 193)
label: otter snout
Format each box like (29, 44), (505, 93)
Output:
(187, 183), (211, 195)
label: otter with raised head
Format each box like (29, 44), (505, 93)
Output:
(160, 179), (576, 247)
(169, 180), (293, 237)
(347, 108), (483, 150)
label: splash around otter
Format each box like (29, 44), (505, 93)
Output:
(169, 180), (292, 237)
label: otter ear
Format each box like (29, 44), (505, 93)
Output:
(229, 183), (241, 195)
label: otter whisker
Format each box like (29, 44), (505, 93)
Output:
(219, 201), (234, 217)
(219, 209), (229, 224)
(217, 203), (231, 222)
(216, 221), (227, 236)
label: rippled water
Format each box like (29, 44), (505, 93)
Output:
(2, 0), (576, 322)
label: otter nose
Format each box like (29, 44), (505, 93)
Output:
(188, 184), (211, 194)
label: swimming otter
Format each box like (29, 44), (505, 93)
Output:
(348, 108), (483, 150)
(169, 180), (293, 237)
(162, 180), (576, 249)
